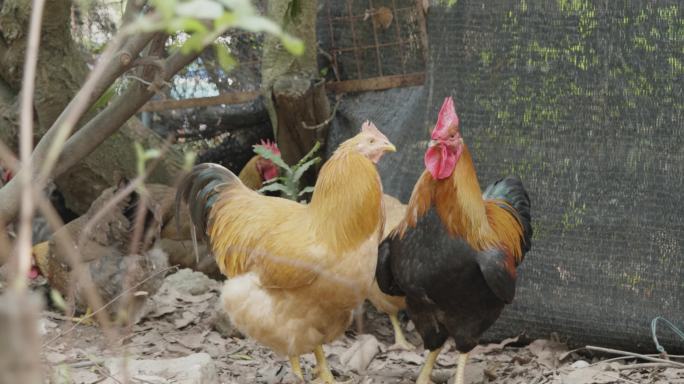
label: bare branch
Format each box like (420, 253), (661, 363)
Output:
(54, 48), (201, 178)
(14, 0), (46, 290)
(0, 29), (161, 224)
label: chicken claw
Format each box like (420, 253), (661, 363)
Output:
(289, 356), (304, 382)
(453, 352), (469, 384)
(415, 347), (442, 384)
(71, 307), (96, 326)
(386, 314), (415, 351)
(313, 345), (341, 384)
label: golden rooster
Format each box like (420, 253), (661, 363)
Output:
(149, 140), (283, 278)
(176, 122), (395, 383)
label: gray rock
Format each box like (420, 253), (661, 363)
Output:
(164, 268), (218, 295)
(104, 353), (218, 384)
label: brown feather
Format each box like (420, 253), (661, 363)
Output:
(401, 145), (525, 262)
(238, 155), (264, 190)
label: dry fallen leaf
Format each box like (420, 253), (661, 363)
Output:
(471, 335), (520, 356)
(528, 339), (568, 369)
(174, 311), (198, 329)
(561, 366), (615, 384)
(340, 335), (381, 373)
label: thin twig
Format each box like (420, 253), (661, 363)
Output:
(78, 137), (174, 247)
(585, 345), (684, 368)
(0, 139), (117, 343)
(34, 192), (117, 341)
(42, 265), (178, 347)
(67, 360), (101, 369)
(598, 372), (640, 384)
(590, 353), (684, 366)
(616, 362), (677, 370)
(301, 97), (341, 130)
(14, 0), (47, 290)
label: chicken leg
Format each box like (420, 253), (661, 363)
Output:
(71, 307), (96, 326)
(454, 352), (468, 384)
(387, 313), (415, 350)
(313, 345), (336, 383)
(415, 347), (442, 384)
(289, 356), (304, 381)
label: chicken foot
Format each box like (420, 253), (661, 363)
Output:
(71, 307), (96, 326)
(415, 347), (442, 384)
(289, 356), (304, 381)
(387, 313), (415, 351)
(454, 352), (468, 384)
(313, 345), (337, 383)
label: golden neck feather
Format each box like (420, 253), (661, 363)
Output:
(403, 145), (524, 261)
(310, 148), (383, 252)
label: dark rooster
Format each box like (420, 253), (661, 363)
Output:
(376, 97), (532, 384)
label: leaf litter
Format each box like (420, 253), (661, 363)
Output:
(32, 269), (684, 383)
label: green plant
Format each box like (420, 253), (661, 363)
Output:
(254, 142), (321, 202)
(144, 0), (305, 71)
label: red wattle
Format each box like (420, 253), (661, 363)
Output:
(29, 266), (40, 279)
(424, 144), (456, 180)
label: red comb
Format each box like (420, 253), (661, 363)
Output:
(255, 139), (281, 156)
(433, 97), (459, 138)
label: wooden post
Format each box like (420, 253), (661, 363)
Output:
(272, 75), (330, 166)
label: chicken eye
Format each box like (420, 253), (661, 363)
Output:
(369, 138), (375, 144)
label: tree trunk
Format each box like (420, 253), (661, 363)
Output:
(0, 0), (184, 215)
(261, 0), (330, 167)
(0, 0), (87, 141)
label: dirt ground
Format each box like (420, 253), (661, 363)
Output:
(30, 269), (684, 384)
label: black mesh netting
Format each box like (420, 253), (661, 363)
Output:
(322, 1), (684, 353)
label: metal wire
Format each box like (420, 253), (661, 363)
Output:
(651, 316), (684, 355)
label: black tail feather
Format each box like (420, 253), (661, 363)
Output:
(175, 163), (239, 240)
(482, 176), (533, 255)
(375, 237), (405, 297)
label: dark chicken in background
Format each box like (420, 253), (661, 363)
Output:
(32, 180), (169, 324)
(376, 97), (532, 384)
(236, 139), (280, 190)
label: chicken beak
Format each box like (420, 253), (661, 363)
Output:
(428, 140), (437, 148)
(385, 143), (397, 153)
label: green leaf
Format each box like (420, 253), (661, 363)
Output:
(297, 186), (315, 197)
(281, 33), (305, 56)
(214, 12), (237, 28)
(215, 44), (237, 71)
(180, 32), (208, 54)
(234, 15), (281, 35)
(258, 182), (292, 195)
(144, 148), (162, 160)
(50, 289), (67, 312)
(169, 17), (209, 34)
(297, 141), (321, 166)
(218, 0), (254, 14)
(183, 151), (197, 171)
(91, 84), (116, 111)
(253, 145), (290, 170)
(152, 0), (179, 21)
(176, 0), (224, 20)
(291, 158), (320, 183)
